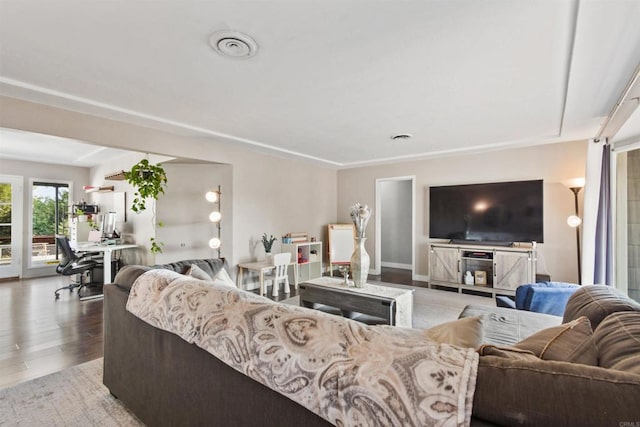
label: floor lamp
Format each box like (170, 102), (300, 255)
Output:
(565, 178), (585, 284)
(206, 186), (222, 257)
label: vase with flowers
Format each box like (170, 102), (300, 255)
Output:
(349, 202), (371, 288)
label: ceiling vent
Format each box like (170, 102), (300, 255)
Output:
(209, 31), (258, 59)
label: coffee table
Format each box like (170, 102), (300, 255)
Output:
(298, 277), (413, 327)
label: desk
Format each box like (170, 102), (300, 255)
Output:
(76, 244), (138, 285)
(236, 260), (297, 296)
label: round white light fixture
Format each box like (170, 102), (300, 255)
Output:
(205, 191), (219, 203)
(209, 237), (222, 249)
(209, 211), (222, 223)
(567, 215), (582, 228)
(209, 31), (258, 59)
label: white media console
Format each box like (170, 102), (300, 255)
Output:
(429, 242), (536, 297)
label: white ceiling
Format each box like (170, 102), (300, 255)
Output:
(1, 0), (639, 167)
(0, 127), (134, 167)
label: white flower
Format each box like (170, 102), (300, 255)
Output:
(350, 202), (371, 238)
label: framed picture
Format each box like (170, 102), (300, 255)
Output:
(474, 270), (487, 286)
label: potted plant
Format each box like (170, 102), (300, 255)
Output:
(124, 159), (168, 253)
(261, 233), (277, 261)
(74, 208), (88, 222)
(124, 159), (168, 213)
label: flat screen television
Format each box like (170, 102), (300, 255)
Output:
(429, 179), (543, 244)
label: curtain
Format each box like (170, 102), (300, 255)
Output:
(582, 139), (613, 285)
(594, 144), (613, 285)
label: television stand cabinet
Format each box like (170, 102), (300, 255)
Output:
(429, 242), (536, 297)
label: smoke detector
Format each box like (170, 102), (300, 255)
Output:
(209, 31), (258, 59)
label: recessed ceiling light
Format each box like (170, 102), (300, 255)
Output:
(391, 133), (413, 141)
(209, 30), (258, 59)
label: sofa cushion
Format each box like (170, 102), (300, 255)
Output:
(381, 316), (485, 349)
(473, 355), (640, 426)
(422, 316), (485, 348)
(211, 268), (236, 288)
(114, 258), (228, 292)
(594, 311), (640, 374)
(113, 265), (152, 291)
(186, 264), (213, 281)
(513, 316), (597, 366)
(154, 258), (227, 279)
(459, 304), (561, 346)
(477, 345), (539, 361)
(563, 284), (640, 329)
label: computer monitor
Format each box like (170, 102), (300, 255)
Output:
(101, 212), (118, 239)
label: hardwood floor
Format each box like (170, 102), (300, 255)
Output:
(369, 266), (429, 288)
(0, 275), (104, 389)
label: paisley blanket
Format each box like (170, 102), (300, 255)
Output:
(126, 269), (478, 426)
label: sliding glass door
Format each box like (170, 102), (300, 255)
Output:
(30, 181), (70, 267)
(0, 175), (22, 279)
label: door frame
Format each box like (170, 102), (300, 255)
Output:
(374, 176), (415, 278)
(0, 174), (23, 279)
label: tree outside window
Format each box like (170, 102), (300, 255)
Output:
(32, 182), (69, 263)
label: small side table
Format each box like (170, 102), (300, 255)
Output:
(237, 260), (298, 296)
(237, 261), (274, 296)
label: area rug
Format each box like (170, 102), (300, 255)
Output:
(0, 358), (142, 426)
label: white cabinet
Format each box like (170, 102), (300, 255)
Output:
(430, 245), (460, 283)
(429, 243), (535, 296)
(281, 241), (323, 284)
(494, 250), (533, 291)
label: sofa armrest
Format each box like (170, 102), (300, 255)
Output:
(495, 295), (516, 309)
(525, 287), (577, 316)
(474, 355), (640, 426)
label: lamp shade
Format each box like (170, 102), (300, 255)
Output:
(209, 211), (222, 222)
(562, 177), (585, 189)
(205, 191), (219, 203)
(567, 215), (582, 228)
(209, 237), (221, 249)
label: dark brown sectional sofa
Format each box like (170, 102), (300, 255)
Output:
(103, 258), (640, 426)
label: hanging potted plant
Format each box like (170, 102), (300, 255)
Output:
(124, 159), (168, 253)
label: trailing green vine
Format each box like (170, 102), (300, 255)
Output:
(124, 159), (168, 253)
(124, 159), (168, 213)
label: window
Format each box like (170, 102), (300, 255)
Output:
(0, 183), (11, 266)
(31, 182), (69, 266)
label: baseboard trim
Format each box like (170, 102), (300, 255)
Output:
(381, 262), (412, 270)
(413, 274), (429, 283)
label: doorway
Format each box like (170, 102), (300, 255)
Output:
(374, 176), (415, 280)
(0, 175), (22, 279)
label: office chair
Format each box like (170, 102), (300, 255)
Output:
(54, 235), (103, 300)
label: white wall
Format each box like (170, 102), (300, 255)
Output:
(337, 140), (588, 283)
(381, 180), (412, 267)
(0, 158), (89, 278)
(87, 151), (175, 266)
(0, 96), (338, 270)
(155, 162), (233, 264)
